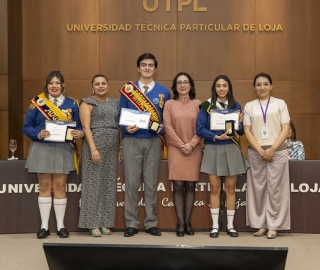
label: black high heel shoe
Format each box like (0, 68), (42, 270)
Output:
(176, 224), (185, 237)
(185, 224), (194, 235)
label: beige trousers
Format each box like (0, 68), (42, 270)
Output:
(246, 147), (290, 230)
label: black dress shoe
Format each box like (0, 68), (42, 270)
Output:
(37, 228), (50, 239)
(57, 228), (69, 238)
(145, 227), (161, 236)
(185, 224), (194, 235)
(124, 227), (138, 237)
(176, 224), (185, 237)
(227, 228), (239, 237)
(210, 228), (219, 238)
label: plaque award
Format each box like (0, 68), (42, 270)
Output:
(225, 120), (235, 136)
(65, 126), (76, 142)
(149, 121), (160, 134)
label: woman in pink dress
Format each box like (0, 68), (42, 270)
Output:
(163, 72), (202, 237)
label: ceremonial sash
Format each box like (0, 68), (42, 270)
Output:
(120, 81), (167, 158)
(199, 100), (241, 149)
(31, 93), (80, 173)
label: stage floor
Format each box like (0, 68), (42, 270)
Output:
(1, 231), (320, 270)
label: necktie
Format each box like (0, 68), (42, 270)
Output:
(218, 101), (226, 109)
(143, 86), (149, 94)
(53, 99), (58, 106)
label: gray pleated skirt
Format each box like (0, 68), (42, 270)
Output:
(200, 143), (246, 176)
(25, 141), (75, 174)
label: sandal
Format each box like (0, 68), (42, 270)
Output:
(100, 227), (112, 235)
(90, 228), (102, 237)
(253, 228), (267, 237)
(267, 230), (277, 239)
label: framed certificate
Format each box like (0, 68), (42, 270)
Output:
(210, 110), (240, 131)
(44, 120), (77, 142)
(119, 108), (150, 129)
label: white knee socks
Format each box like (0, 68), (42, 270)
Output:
(210, 208), (219, 229)
(54, 198), (67, 230)
(38, 196), (52, 230)
(227, 209), (235, 230)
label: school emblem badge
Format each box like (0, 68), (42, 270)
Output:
(125, 84), (133, 93)
(37, 98), (45, 106)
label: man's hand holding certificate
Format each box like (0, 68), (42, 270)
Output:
(119, 108), (150, 129)
(210, 110), (240, 132)
(44, 120), (76, 142)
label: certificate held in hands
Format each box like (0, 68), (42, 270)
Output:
(44, 120), (77, 142)
(210, 109), (240, 135)
(119, 108), (150, 129)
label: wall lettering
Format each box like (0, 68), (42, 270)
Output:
(67, 23), (283, 33)
(142, 0), (207, 12)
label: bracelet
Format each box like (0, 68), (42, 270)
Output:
(91, 149), (97, 152)
(119, 145), (123, 149)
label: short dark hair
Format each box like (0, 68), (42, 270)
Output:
(137, 53), (158, 68)
(43, 71), (65, 97)
(210, 75), (236, 109)
(289, 120), (297, 141)
(171, 72), (196, 100)
(91, 74), (108, 85)
(253, 72), (273, 86)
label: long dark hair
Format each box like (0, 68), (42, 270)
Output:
(43, 71), (65, 97)
(210, 75), (236, 109)
(171, 72), (196, 100)
(289, 120), (297, 141)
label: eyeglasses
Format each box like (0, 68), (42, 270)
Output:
(177, 81), (190, 86)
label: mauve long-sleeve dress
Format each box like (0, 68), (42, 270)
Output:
(163, 99), (202, 181)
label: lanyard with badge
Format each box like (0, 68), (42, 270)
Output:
(259, 97), (270, 139)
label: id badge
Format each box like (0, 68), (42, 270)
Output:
(261, 127), (269, 139)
